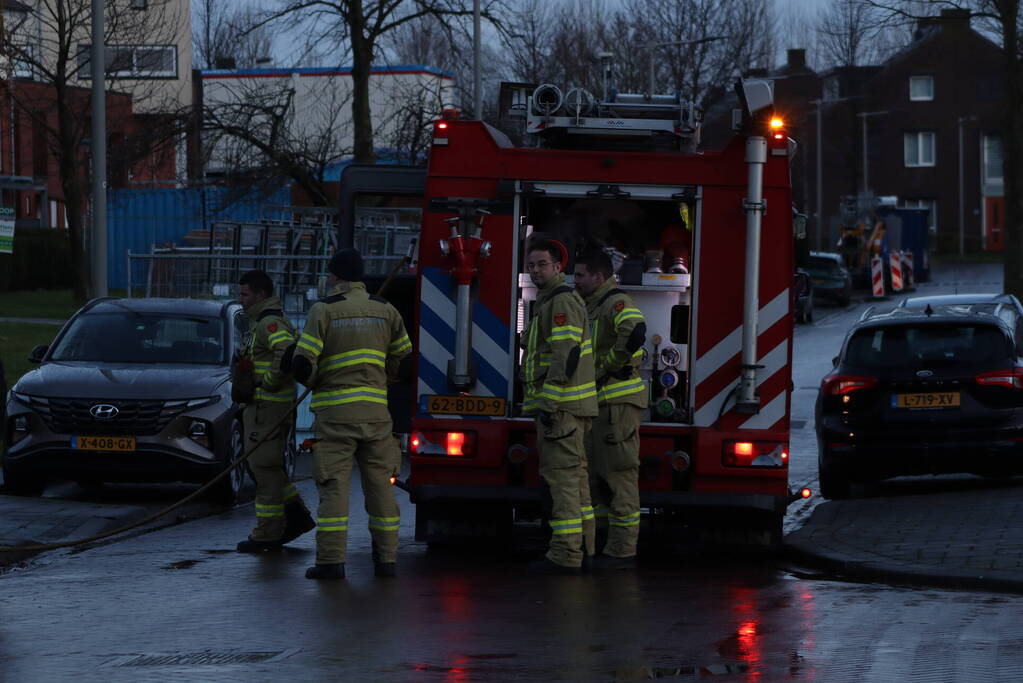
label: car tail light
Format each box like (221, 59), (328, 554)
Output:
(722, 441), (788, 468)
(410, 430), (477, 457)
(821, 374), (879, 396)
(974, 368), (1023, 389)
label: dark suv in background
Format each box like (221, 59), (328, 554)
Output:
(816, 302), (1023, 498)
(3, 297), (256, 501)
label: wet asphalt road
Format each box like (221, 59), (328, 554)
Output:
(4, 262), (1023, 681)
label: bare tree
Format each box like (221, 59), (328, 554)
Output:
(201, 76), (354, 206)
(0, 0), (188, 301)
(252, 0), (506, 164)
(866, 0), (1020, 295)
(817, 0), (904, 68)
(194, 1), (274, 70)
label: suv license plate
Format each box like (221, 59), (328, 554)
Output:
(425, 395), (506, 416)
(72, 436), (137, 451)
(893, 392), (960, 409)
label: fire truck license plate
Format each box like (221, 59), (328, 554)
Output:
(893, 392), (960, 409)
(72, 436), (137, 451)
(426, 395), (506, 416)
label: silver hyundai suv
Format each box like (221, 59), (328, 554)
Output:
(3, 297), (259, 502)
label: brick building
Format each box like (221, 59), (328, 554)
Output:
(706, 9), (1005, 254)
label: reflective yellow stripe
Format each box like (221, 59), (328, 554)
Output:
(609, 512), (641, 527)
(614, 308), (644, 327)
(322, 348), (386, 370)
(255, 386), (296, 402)
(317, 516), (349, 531)
(368, 515), (400, 531)
(539, 381), (597, 402)
(297, 332), (323, 354)
(311, 386), (388, 408)
(581, 505), (595, 521)
(548, 325), (582, 343)
(390, 335), (412, 354)
(283, 485), (299, 501)
(256, 503), (285, 518)
(598, 377), (646, 402)
(268, 331), (292, 347)
(549, 517), (582, 533)
(580, 340), (592, 356)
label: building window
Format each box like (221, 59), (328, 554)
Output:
(78, 45), (178, 79)
(898, 198), (937, 232)
(904, 132), (936, 167)
(909, 75), (934, 101)
(983, 135), (1003, 184)
(823, 76), (840, 101)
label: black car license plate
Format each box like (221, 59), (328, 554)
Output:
(72, 436), (137, 451)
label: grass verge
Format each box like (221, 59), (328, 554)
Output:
(0, 289), (78, 320)
(0, 322), (63, 387)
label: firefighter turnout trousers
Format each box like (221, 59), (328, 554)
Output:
(312, 419), (400, 565)
(537, 411), (596, 568)
(589, 403), (643, 557)
(244, 401), (303, 541)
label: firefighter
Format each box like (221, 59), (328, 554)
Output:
(235, 270), (315, 553)
(521, 239), (598, 574)
(573, 250), (647, 569)
(292, 249), (412, 580)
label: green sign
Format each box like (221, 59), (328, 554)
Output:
(0, 207), (14, 254)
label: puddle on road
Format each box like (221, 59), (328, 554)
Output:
(161, 559), (203, 570)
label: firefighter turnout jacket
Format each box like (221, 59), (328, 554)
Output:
(294, 282), (412, 422)
(585, 279), (647, 407)
(521, 273), (598, 417)
(247, 296), (298, 404)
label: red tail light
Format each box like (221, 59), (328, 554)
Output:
(722, 441), (788, 467)
(821, 374), (879, 396)
(974, 368), (1023, 389)
(410, 430), (477, 456)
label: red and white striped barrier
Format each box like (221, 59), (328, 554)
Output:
(890, 250), (903, 292)
(902, 250), (915, 289)
(871, 256), (885, 298)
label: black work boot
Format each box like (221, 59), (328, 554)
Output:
(281, 501), (316, 544)
(581, 554), (594, 573)
(305, 563), (345, 580)
(236, 537), (282, 553)
(527, 557), (581, 575)
(592, 554), (637, 571)
(374, 562), (397, 578)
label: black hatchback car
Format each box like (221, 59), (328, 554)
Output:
(816, 304), (1023, 498)
(3, 297), (256, 501)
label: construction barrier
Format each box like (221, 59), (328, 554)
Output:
(902, 250), (915, 289)
(871, 256), (886, 298)
(890, 250), (903, 292)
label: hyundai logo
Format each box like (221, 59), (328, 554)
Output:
(916, 370), (934, 378)
(90, 404), (119, 419)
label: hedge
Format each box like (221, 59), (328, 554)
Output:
(0, 228), (76, 291)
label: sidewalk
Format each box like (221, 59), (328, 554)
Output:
(0, 495), (148, 564)
(784, 478), (1023, 594)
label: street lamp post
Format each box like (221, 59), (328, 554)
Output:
(857, 110), (888, 195)
(958, 115), (977, 255)
(646, 35), (728, 96)
(473, 0), (481, 120)
(90, 0), (107, 297)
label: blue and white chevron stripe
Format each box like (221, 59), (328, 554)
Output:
(418, 266), (511, 417)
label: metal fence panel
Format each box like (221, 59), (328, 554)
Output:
(107, 186), (291, 290)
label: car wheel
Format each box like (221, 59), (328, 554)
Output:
(213, 419), (248, 505)
(283, 423), (298, 481)
(3, 466), (46, 497)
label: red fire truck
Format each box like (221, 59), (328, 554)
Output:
(359, 79), (802, 549)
